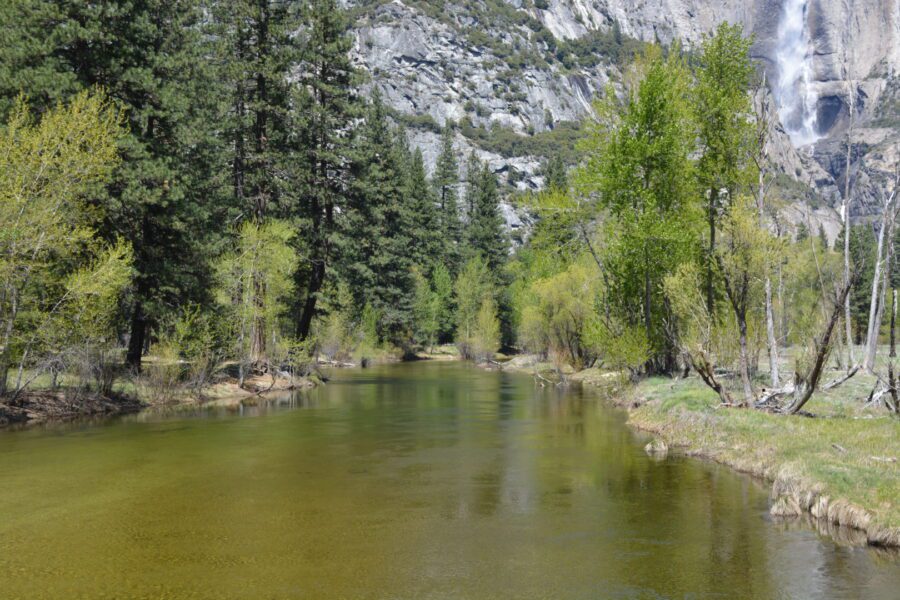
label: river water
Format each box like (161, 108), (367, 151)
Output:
(1, 362), (897, 599)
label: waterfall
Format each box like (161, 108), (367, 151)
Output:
(774, 0), (820, 146)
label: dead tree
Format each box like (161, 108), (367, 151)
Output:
(751, 77), (780, 387)
(842, 70), (855, 368)
(863, 165), (900, 371)
(756, 278), (856, 414)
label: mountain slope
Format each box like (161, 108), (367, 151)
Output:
(345, 0), (900, 232)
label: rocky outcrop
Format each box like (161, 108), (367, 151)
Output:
(344, 0), (899, 228)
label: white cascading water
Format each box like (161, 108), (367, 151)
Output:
(774, 0), (820, 146)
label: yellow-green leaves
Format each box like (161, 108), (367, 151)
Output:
(0, 91), (128, 393)
(215, 219), (298, 367)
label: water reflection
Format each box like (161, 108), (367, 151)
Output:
(0, 361), (896, 599)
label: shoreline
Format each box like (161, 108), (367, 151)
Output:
(0, 371), (318, 428)
(4, 355), (898, 549)
(496, 357), (900, 549)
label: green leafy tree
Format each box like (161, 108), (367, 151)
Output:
(580, 47), (700, 373)
(471, 297), (501, 363)
(518, 260), (602, 370)
(716, 196), (779, 404)
(455, 256), (495, 360)
(412, 269), (440, 352)
(215, 220), (298, 385)
(0, 92), (131, 396)
(694, 24), (757, 313)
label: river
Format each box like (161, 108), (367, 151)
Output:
(0, 362), (897, 598)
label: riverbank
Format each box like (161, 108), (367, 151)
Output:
(0, 369), (318, 427)
(497, 358), (900, 548)
(627, 376), (899, 547)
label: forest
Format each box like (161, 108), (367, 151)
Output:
(0, 0), (899, 421)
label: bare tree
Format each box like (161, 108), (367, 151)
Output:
(752, 75), (780, 387)
(863, 166), (900, 371)
(757, 278), (856, 414)
(843, 62), (855, 367)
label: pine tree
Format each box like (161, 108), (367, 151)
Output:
(0, 1), (79, 119)
(433, 127), (463, 273)
(344, 93), (415, 345)
(407, 148), (443, 275)
(543, 155), (568, 191)
(292, 0), (359, 340)
(0, 0), (233, 371)
(466, 160), (509, 273)
(213, 0), (304, 363)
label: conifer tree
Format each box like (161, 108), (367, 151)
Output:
(544, 155), (568, 192)
(293, 0), (359, 340)
(344, 93), (415, 344)
(466, 160), (509, 273)
(433, 127), (463, 273)
(213, 0), (305, 363)
(0, 0), (232, 370)
(407, 148), (443, 275)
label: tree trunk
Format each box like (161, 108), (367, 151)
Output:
(0, 350), (8, 398)
(864, 214), (889, 371)
(737, 312), (754, 406)
(297, 261), (325, 340)
(890, 289), (898, 411)
(843, 153), (854, 367)
(688, 351), (734, 405)
(643, 249), (652, 372)
(706, 189), (717, 315)
(250, 271), (266, 364)
(126, 302), (147, 372)
(765, 277), (779, 387)
(785, 281), (853, 414)
(756, 166), (779, 387)
(844, 48), (856, 368)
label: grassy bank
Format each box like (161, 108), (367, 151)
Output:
(618, 373), (898, 546)
(500, 357), (900, 547)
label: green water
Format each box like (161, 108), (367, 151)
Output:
(1, 362), (897, 599)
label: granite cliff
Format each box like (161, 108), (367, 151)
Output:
(344, 0), (900, 235)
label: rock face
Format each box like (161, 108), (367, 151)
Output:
(345, 0), (900, 229)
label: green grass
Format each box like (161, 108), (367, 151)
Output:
(629, 374), (900, 532)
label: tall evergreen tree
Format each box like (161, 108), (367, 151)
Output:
(344, 93), (415, 344)
(433, 127), (463, 273)
(293, 0), (359, 340)
(213, 0), (303, 363)
(406, 148), (443, 275)
(466, 160), (509, 273)
(0, 0), (232, 371)
(543, 155), (568, 192)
